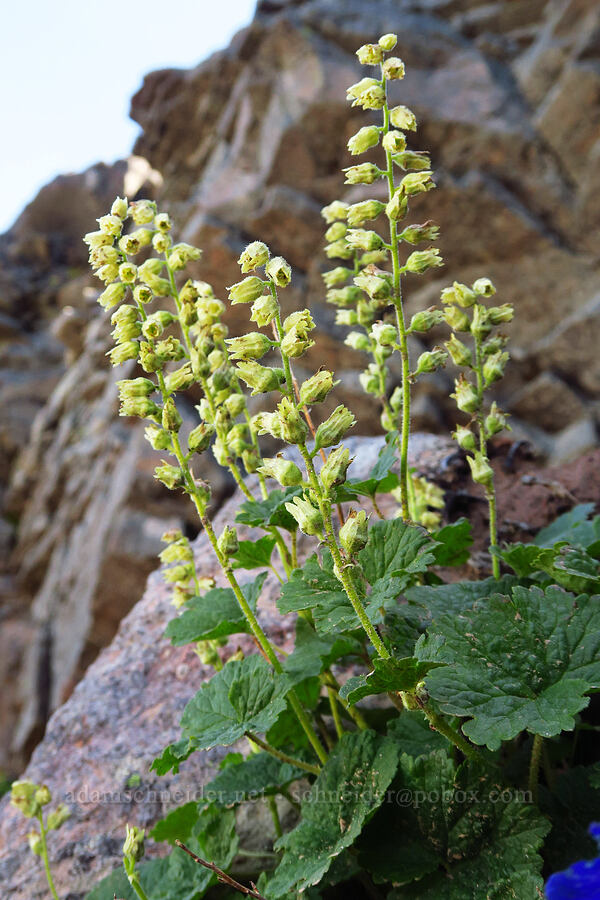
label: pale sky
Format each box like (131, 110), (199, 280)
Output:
(1, 0), (257, 233)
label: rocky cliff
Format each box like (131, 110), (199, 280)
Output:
(1, 0), (598, 774)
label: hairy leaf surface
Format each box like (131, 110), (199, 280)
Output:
(165, 574), (267, 645)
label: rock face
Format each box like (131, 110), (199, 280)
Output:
(1, 0), (599, 772)
(2, 435), (600, 899)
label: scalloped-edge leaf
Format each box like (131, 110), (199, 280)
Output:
(180, 655), (290, 751)
(418, 585), (600, 749)
(406, 574), (520, 625)
(232, 536), (276, 570)
(201, 751), (305, 807)
(236, 487), (302, 530)
(165, 573), (267, 645)
(267, 731), (400, 897)
(339, 657), (444, 705)
(386, 710), (448, 758)
(283, 617), (363, 684)
(430, 518), (473, 567)
(534, 503), (598, 548)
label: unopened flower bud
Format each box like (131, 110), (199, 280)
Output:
(443, 305), (471, 332)
(320, 446), (352, 491)
(405, 248), (444, 274)
(98, 282), (127, 310)
(226, 332), (272, 361)
(339, 510), (369, 554)
(348, 126), (380, 155)
(35, 785), (52, 806)
(390, 105), (417, 131)
(188, 422), (215, 454)
(254, 411), (283, 440)
(299, 370), (336, 404)
(347, 200), (385, 228)
(325, 222), (347, 242)
(472, 277), (496, 297)
(467, 452), (494, 488)
(97, 214), (122, 237)
(282, 324), (315, 358)
(453, 424), (477, 451)
(190, 348), (210, 379)
(343, 163), (382, 185)
(283, 310), (314, 333)
(356, 43), (384, 64)
(413, 346), (447, 376)
(28, 831), (43, 855)
(284, 496), (323, 536)
(360, 363), (382, 394)
(238, 241), (270, 273)
(327, 286), (362, 307)
(96, 262), (120, 283)
(117, 377), (155, 399)
(112, 318), (142, 343)
(378, 33), (397, 50)
(154, 463), (184, 490)
(382, 57), (405, 79)
(11, 781), (40, 818)
(228, 276), (265, 305)
(236, 361), (284, 394)
(108, 341), (139, 366)
(161, 397), (182, 432)
(111, 196), (128, 218)
(386, 190), (408, 221)
(390, 386), (403, 412)
(346, 229), (384, 252)
(322, 266), (352, 287)
(315, 404), (356, 450)
(120, 229), (153, 255)
(345, 331), (371, 352)
(84, 230), (113, 249)
(346, 77), (386, 109)
(321, 201), (349, 224)
(169, 243), (202, 270)
(336, 309), (358, 326)
(123, 825), (145, 864)
(325, 239), (353, 260)
(481, 335), (508, 356)
(242, 448), (261, 474)
(156, 336), (185, 361)
(277, 397), (308, 444)
(441, 282), (477, 308)
(445, 334), (473, 367)
(128, 200), (156, 225)
(400, 222), (440, 245)
(357, 299), (377, 327)
(400, 171), (435, 196)
(409, 306), (444, 332)
(451, 375), (479, 414)
(471, 304), (492, 340)
(165, 363), (195, 393)
(230, 423), (251, 457)
(487, 304), (514, 325)
(152, 232), (171, 253)
(47, 803), (70, 830)
(483, 351), (509, 385)
(217, 525), (239, 558)
(224, 394), (246, 418)
(208, 349), (226, 372)
(371, 321), (397, 346)
(354, 271), (392, 300)
(485, 402), (510, 437)
(395, 151), (431, 172)
(382, 131), (407, 154)
(265, 256), (292, 287)
(258, 455), (303, 487)
(145, 425), (171, 450)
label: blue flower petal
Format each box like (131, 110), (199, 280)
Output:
(546, 825), (600, 899)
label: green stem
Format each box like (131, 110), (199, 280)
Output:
(327, 685), (345, 739)
(528, 734), (543, 804)
(36, 815), (60, 900)
(246, 732), (321, 776)
(423, 707), (481, 762)
(267, 795), (283, 839)
(474, 335), (500, 578)
(280, 786), (301, 812)
(324, 672), (369, 731)
(382, 71), (411, 520)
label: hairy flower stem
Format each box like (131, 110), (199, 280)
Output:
(246, 733), (321, 776)
(268, 795), (283, 839)
(327, 685), (345, 739)
(36, 813), (60, 900)
(382, 72), (411, 520)
(126, 869), (150, 900)
(423, 708), (481, 762)
(473, 335), (500, 578)
(528, 734), (543, 804)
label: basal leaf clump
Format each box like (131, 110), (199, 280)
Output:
(10, 30), (600, 900)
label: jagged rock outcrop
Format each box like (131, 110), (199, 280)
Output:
(1, 0), (599, 773)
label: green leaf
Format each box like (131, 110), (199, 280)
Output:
(339, 657), (444, 705)
(406, 574), (520, 625)
(497, 542), (600, 592)
(417, 585), (600, 749)
(359, 518), (438, 588)
(150, 801), (199, 843)
(180, 655), (290, 750)
(278, 551), (357, 634)
(151, 737), (197, 776)
(333, 433), (400, 500)
(283, 617), (363, 684)
(370, 431), (399, 481)
(266, 677), (322, 751)
(359, 752), (548, 898)
(165, 574), (267, 645)
(534, 502), (599, 548)
(231, 536), (276, 570)
(267, 731), (400, 897)
(236, 487), (302, 531)
(380, 608), (424, 658)
(202, 751), (304, 806)
(430, 518), (473, 567)
(386, 710), (449, 757)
